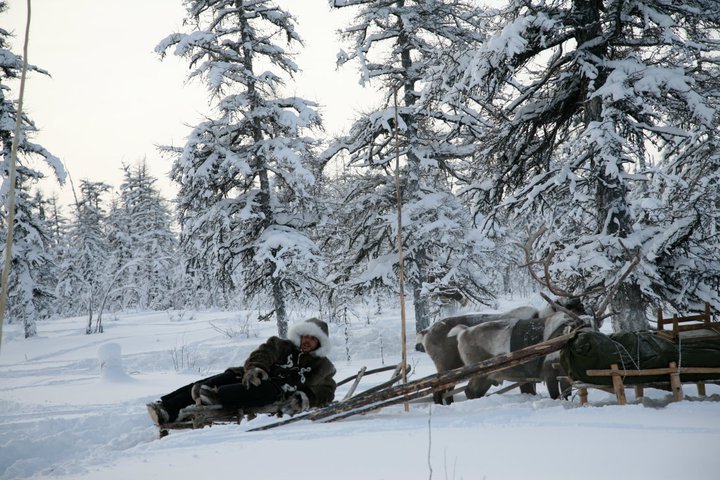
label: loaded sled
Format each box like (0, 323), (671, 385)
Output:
(561, 304), (720, 404)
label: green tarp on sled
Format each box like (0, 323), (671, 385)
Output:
(560, 330), (720, 385)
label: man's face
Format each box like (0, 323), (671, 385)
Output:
(300, 335), (320, 353)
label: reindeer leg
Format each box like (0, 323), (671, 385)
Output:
(543, 361), (562, 399)
(520, 383), (537, 395)
(434, 387), (454, 405)
(465, 376), (493, 399)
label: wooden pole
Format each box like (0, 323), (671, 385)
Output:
(0, 0), (32, 351)
(342, 366), (367, 400)
(316, 332), (578, 424)
(336, 364), (397, 387)
(393, 88), (409, 412)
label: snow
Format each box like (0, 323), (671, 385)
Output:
(2, 302), (719, 480)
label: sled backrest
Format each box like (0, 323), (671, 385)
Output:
(657, 303), (719, 340)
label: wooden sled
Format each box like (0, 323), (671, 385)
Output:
(248, 330), (579, 432)
(156, 362), (408, 437)
(567, 304), (720, 405)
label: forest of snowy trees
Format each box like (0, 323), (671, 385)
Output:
(2, 0), (719, 339)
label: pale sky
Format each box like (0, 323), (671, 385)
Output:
(5, 0), (377, 208)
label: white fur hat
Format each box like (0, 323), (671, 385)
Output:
(288, 318), (332, 357)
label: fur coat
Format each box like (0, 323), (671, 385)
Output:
(234, 319), (336, 407)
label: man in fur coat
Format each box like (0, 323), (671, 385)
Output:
(147, 318), (336, 425)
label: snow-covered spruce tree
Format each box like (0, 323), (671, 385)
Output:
(105, 161), (178, 311)
(43, 193), (71, 316)
(434, 0), (720, 330)
(29, 191), (60, 318)
(1, 2), (65, 337)
(326, 0), (495, 331)
(56, 181), (111, 334)
(157, 0), (323, 337)
(104, 194), (131, 310)
(2, 178), (57, 337)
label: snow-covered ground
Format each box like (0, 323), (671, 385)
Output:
(2, 299), (719, 480)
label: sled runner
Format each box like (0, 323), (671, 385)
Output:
(154, 362), (408, 437)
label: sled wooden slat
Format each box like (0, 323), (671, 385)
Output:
(441, 379), (536, 401)
(246, 363), (409, 432)
(336, 364), (398, 387)
(610, 364), (627, 405)
(348, 364), (407, 398)
(586, 366), (720, 377)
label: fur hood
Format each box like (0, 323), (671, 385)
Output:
(288, 318), (332, 358)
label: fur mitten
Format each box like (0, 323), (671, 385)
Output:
(191, 383), (221, 406)
(242, 367), (269, 388)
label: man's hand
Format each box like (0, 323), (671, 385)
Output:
(242, 367), (268, 388)
(282, 391), (309, 415)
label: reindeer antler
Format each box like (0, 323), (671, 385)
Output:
(520, 226), (576, 298)
(520, 228), (642, 329)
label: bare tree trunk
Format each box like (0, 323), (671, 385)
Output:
(399, 25), (432, 334)
(273, 277), (288, 338)
(413, 285), (430, 332)
(85, 292), (94, 334)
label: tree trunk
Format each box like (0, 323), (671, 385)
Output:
(413, 284), (430, 332)
(399, 24), (431, 334)
(239, 3), (286, 336)
(575, 0), (646, 331)
(85, 291), (94, 334)
(611, 281), (649, 332)
(273, 276), (288, 338)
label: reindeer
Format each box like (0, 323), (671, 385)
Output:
(416, 304), (578, 404)
(449, 311), (588, 400)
